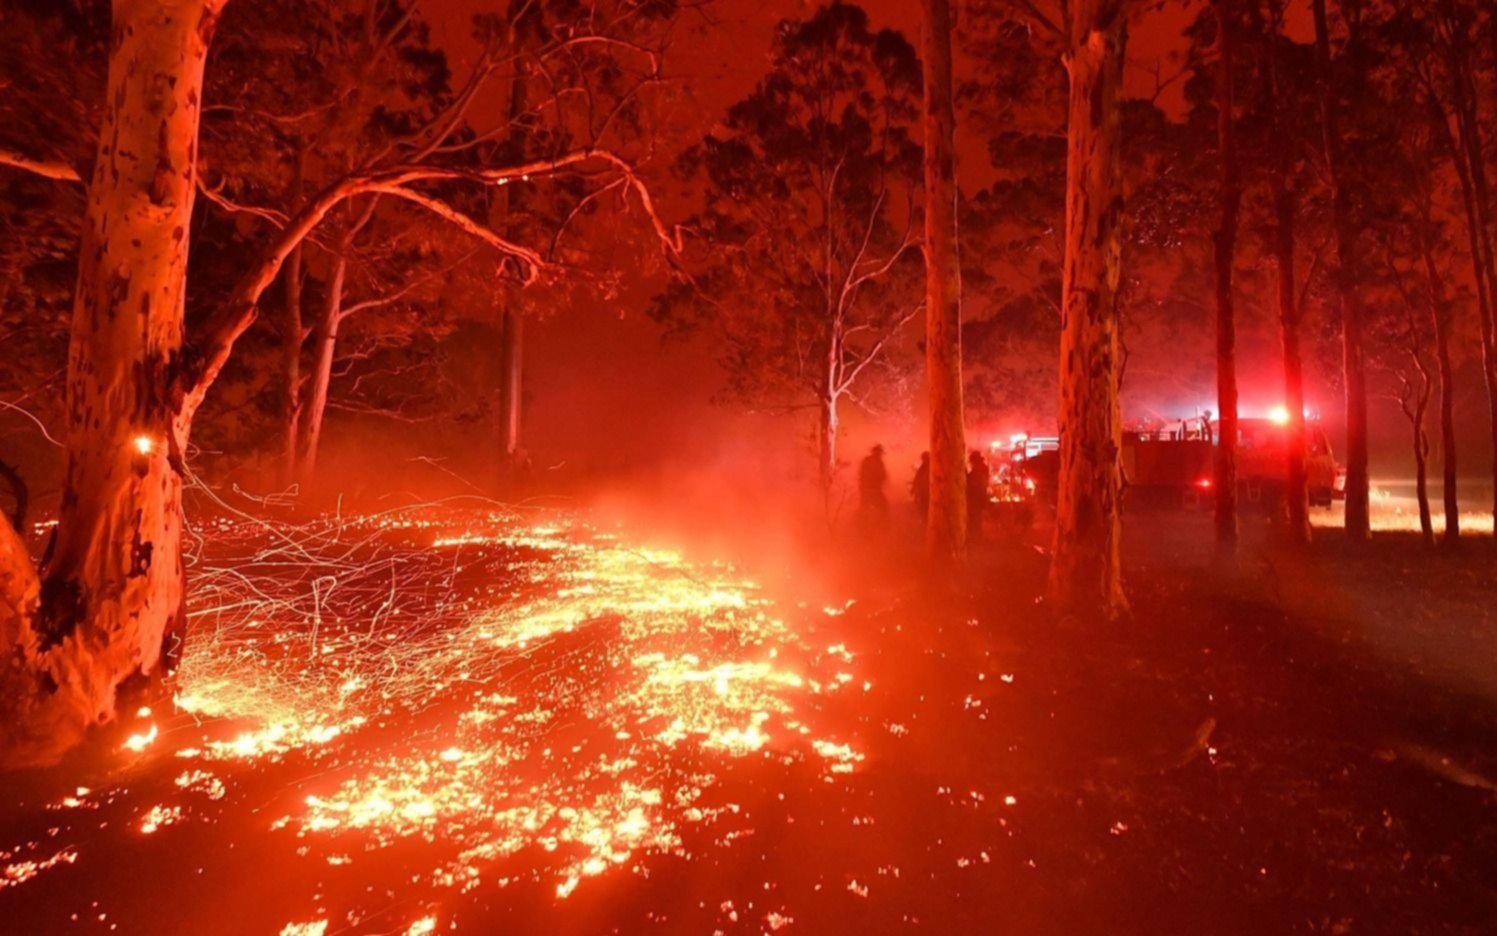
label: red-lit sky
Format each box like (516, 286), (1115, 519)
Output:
(421, 0), (1203, 172)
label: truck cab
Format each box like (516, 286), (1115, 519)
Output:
(1229, 417), (1339, 507)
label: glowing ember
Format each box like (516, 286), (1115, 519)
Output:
(1, 848), (78, 890)
(138, 804), (182, 834)
(122, 723), (158, 752)
(14, 507), (863, 924)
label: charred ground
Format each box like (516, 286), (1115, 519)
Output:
(0, 505), (1493, 935)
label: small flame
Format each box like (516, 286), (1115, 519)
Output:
(123, 723), (158, 752)
(132, 434), (155, 456)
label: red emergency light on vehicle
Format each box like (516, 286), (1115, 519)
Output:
(1122, 413), (1341, 509)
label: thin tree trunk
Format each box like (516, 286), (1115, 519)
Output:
(280, 143), (307, 486)
(297, 252), (347, 487)
(1312, 0), (1370, 540)
(1212, 0), (1240, 554)
(2, 0), (223, 767)
(1049, 0), (1129, 619)
(1446, 43), (1497, 526)
(1418, 218), (1460, 544)
(497, 307), (523, 459)
(1403, 344), (1435, 545)
(281, 243), (305, 485)
(922, 0), (967, 562)
(1264, 0), (1311, 544)
(1274, 182), (1312, 541)
(1412, 396), (1433, 545)
(296, 193), (377, 488)
(491, 47), (530, 475)
(1441, 110), (1497, 529)
(819, 392), (839, 500)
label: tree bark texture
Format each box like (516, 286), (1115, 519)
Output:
(1419, 220), (1460, 544)
(279, 143), (307, 487)
(1048, 0), (1129, 619)
(1212, 0), (1240, 554)
(922, 0), (968, 562)
(2, 0), (223, 767)
(1312, 0), (1370, 540)
(281, 243), (305, 485)
(297, 251), (347, 487)
(1443, 32), (1497, 528)
(497, 307), (523, 459)
(819, 394), (839, 502)
(490, 58), (529, 471)
(1263, 0), (1311, 544)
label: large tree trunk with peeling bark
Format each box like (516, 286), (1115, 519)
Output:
(1, 0), (222, 768)
(1212, 0), (1240, 554)
(922, 0), (967, 562)
(1048, 0), (1128, 619)
(1312, 0), (1370, 540)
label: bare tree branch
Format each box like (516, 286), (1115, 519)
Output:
(179, 146), (678, 419)
(0, 146), (82, 182)
(1012, 0), (1066, 42)
(367, 184), (546, 277)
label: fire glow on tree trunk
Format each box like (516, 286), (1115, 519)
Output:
(1408, 371), (1434, 545)
(1274, 182), (1311, 542)
(1212, 0), (1240, 554)
(279, 142), (308, 487)
(1048, 0), (1128, 619)
(297, 250), (347, 487)
(1417, 216), (1460, 545)
(922, 0), (967, 561)
(819, 393), (839, 502)
(1263, 0), (1310, 544)
(491, 54), (529, 472)
(1312, 0), (1370, 541)
(497, 308), (523, 460)
(297, 194), (377, 489)
(1436, 26), (1497, 530)
(281, 242), (305, 485)
(1, 0), (224, 766)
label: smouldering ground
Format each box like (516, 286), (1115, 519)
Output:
(1311, 478), (1495, 535)
(0, 506), (871, 934)
(4, 503), (1497, 935)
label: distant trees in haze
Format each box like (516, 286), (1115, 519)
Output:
(654, 2), (924, 499)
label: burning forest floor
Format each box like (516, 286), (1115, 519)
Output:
(2, 501), (1496, 934)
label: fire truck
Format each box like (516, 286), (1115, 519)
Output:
(992, 413), (1341, 516)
